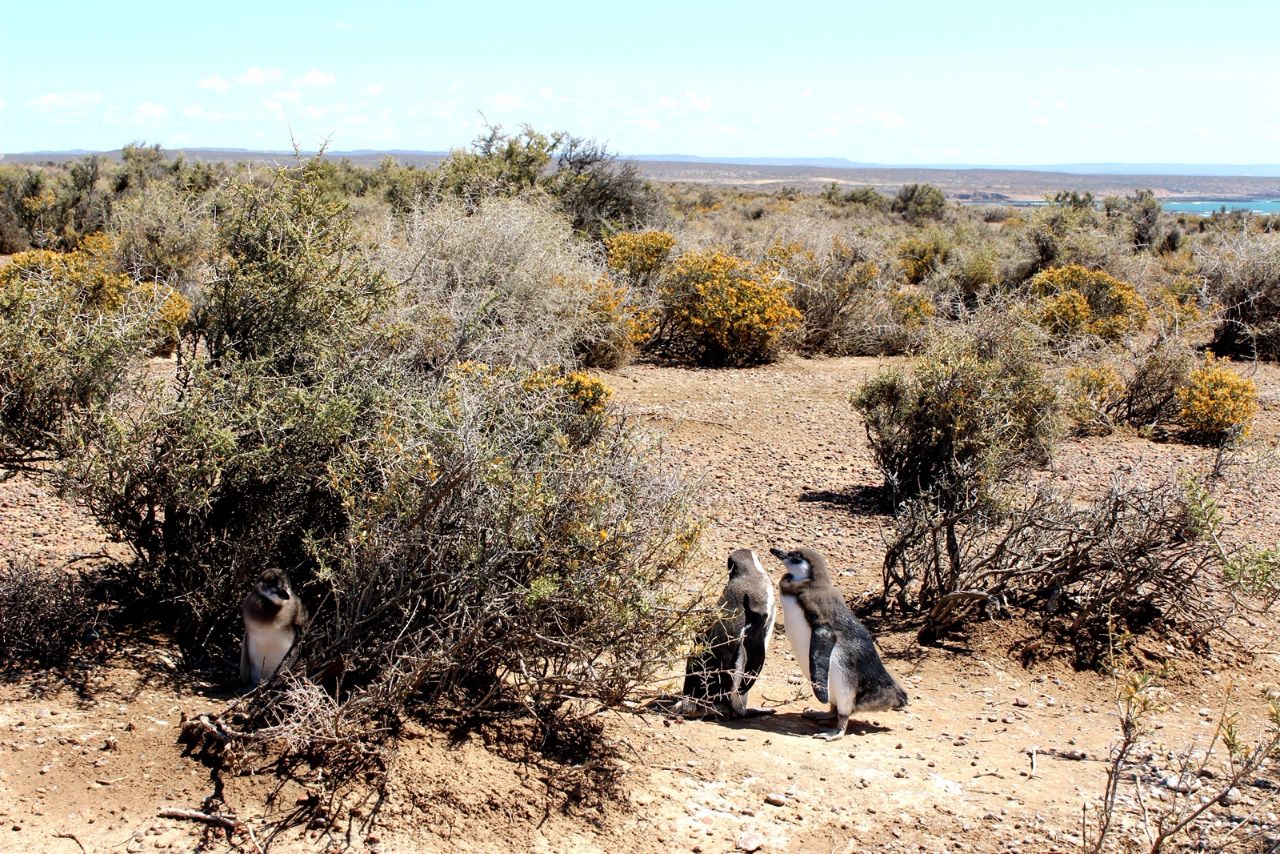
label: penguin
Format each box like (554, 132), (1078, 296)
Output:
(240, 568), (307, 685)
(681, 548), (777, 718)
(769, 546), (908, 740)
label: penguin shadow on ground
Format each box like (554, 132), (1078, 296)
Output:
(798, 484), (892, 516)
(709, 709), (895, 739)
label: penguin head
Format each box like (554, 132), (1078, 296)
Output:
(726, 548), (763, 579)
(768, 546), (829, 583)
(255, 568), (293, 605)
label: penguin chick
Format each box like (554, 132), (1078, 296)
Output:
(770, 546), (907, 740)
(681, 548), (777, 718)
(240, 568), (307, 685)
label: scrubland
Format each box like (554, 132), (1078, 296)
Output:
(3, 131), (1280, 852)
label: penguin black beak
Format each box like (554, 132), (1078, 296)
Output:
(769, 547), (788, 561)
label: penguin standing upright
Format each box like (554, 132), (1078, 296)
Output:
(241, 568), (308, 685)
(681, 548), (777, 718)
(770, 546), (908, 740)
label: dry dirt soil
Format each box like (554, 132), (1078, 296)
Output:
(4, 355), (1280, 853)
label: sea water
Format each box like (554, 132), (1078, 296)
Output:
(1162, 199), (1280, 214)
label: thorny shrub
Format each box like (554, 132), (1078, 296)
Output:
(853, 320), (1058, 507)
(54, 162), (704, 777)
(0, 558), (98, 669)
(1198, 233), (1280, 359)
(381, 196), (614, 370)
(881, 476), (1233, 664)
(759, 234), (906, 356)
(0, 241), (181, 466)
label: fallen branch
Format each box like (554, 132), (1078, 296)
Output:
(157, 808), (262, 854)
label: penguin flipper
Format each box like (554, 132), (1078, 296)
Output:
(741, 593), (770, 683)
(808, 624), (835, 705)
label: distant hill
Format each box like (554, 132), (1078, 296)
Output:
(4, 148), (1280, 199)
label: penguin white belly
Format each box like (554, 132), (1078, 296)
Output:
(247, 626), (294, 683)
(780, 594), (811, 680)
(827, 647), (854, 714)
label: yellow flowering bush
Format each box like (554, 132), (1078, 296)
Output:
(1177, 353), (1258, 442)
(660, 248), (801, 366)
(0, 233), (191, 354)
(891, 287), (936, 331)
(897, 234), (950, 285)
(1030, 264), (1148, 341)
(605, 229), (676, 288)
(577, 274), (656, 369)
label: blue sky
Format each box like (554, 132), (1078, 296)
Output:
(3, 1), (1278, 163)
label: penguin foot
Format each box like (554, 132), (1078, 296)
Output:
(802, 707), (837, 721)
(739, 706), (777, 718)
(813, 729), (846, 741)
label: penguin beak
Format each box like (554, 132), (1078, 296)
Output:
(768, 547), (788, 561)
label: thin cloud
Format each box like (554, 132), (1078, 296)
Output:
(133, 102), (169, 124)
(684, 90), (713, 112)
(237, 67), (285, 86)
(28, 91), (103, 113)
(367, 83), (385, 96)
(492, 93), (522, 110)
(294, 69), (336, 87)
(198, 75), (231, 93)
(273, 90), (302, 103)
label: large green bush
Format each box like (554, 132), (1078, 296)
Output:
(43, 161), (701, 766)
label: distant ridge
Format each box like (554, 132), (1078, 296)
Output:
(4, 148), (1280, 178)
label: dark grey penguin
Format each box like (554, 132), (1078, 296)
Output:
(770, 546), (908, 739)
(681, 548), (777, 718)
(240, 568), (307, 685)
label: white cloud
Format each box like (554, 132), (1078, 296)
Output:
(263, 98), (285, 114)
(629, 118), (661, 132)
(492, 93), (522, 110)
(869, 109), (904, 129)
(28, 91), (103, 113)
(335, 21), (352, 30)
(539, 87), (554, 99)
(1027, 98), (1042, 109)
(800, 89), (813, 100)
(273, 90), (301, 103)
(0, 100), (7, 110)
(344, 114), (370, 126)
(133, 102), (169, 124)
(1033, 116), (1051, 127)
(294, 69), (336, 87)
(198, 75), (231, 93)
(303, 105), (330, 118)
(237, 67), (284, 86)
(685, 90), (713, 112)
(1055, 100), (1070, 111)
(367, 83), (385, 96)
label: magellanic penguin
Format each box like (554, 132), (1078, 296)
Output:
(770, 546), (908, 739)
(241, 568), (308, 685)
(681, 548), (777, 718)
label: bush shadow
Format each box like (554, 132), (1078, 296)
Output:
(799, 484), (893, 517)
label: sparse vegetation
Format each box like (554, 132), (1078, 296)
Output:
(6, 139), (1280, 850)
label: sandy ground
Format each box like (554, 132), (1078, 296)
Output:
(4, 355), (1280, 852)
